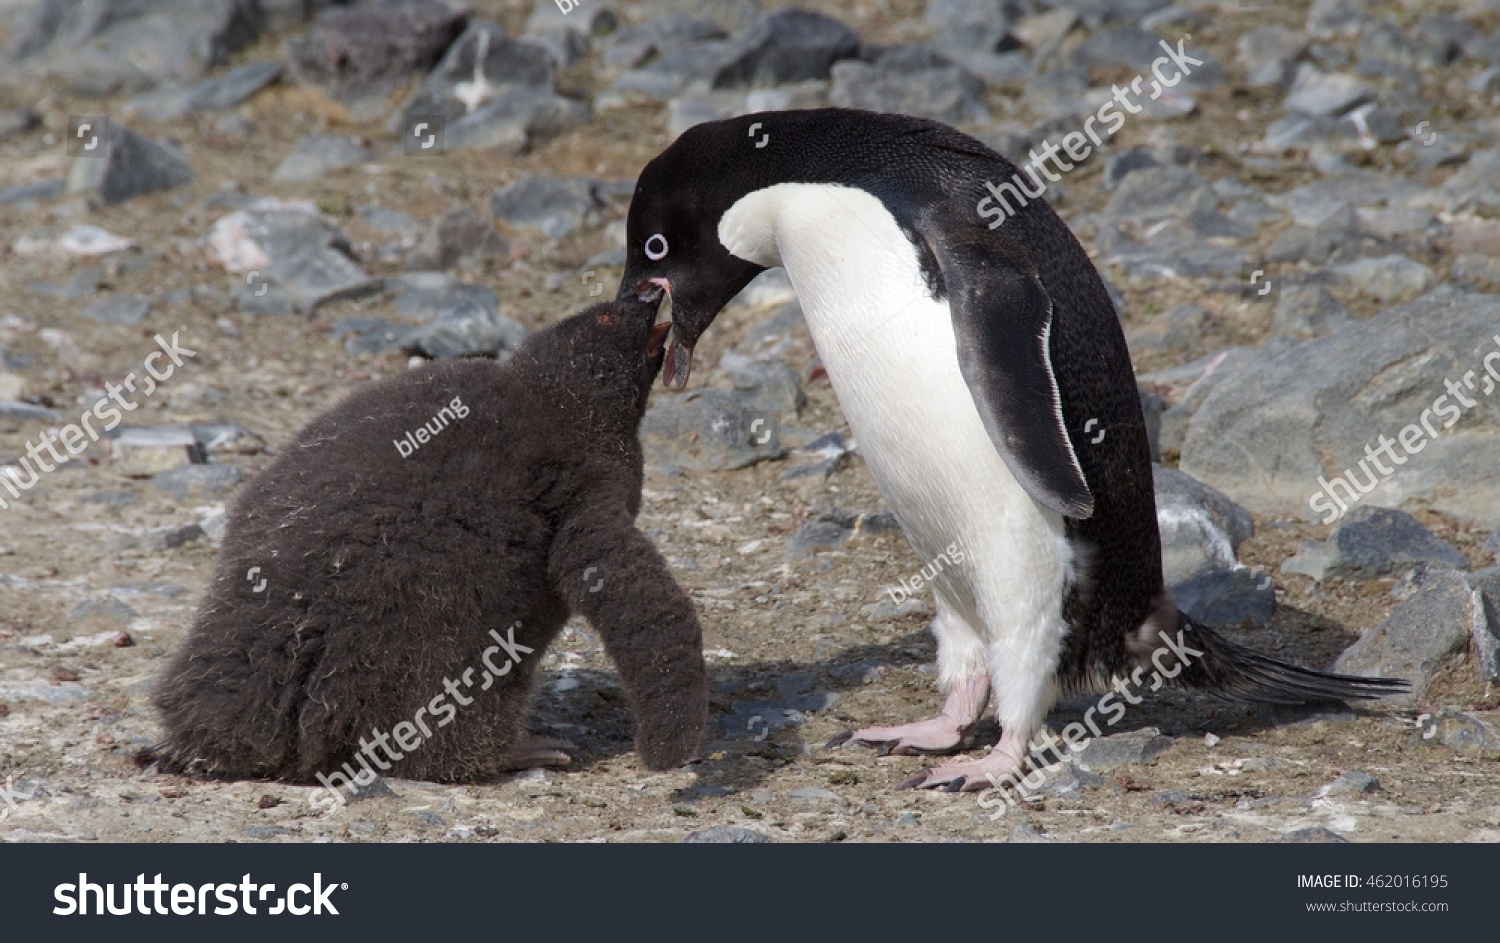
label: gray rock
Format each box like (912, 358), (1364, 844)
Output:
(1, 180), (63, 206)
(391, 274), (496, 321)
(859, 598), (933, 623)
(1179, 292), (1500, 525)
(603, 16), (726, 70)
(682, 825), (774, 843)
(831, 659), (887, 687)
(0, 105), (40, 140)
(124, 60), (282, 121)
(212, 203), (379, 314)
(271, 135), (374, 184)
(788, 517), (853, 558)
(288, 1), (466, 105)
(6, 0), (262, 96)
(522, 0), (614, 69)
(723, 690), (831, 740)
(1103, 166), (1217, 221)
(1102, 149), (1158, 190)
(1005, 822), (1057, 842)
(490, 176), (606, 240)
(1154, 464), (1253, 585)
(1329, 255), (1434, 303)
(1237, 26), (1307, 87)
(787, 787), (840, 801)
(1142, 347), (1258, 452)
(1072, 727), (1174, 773)
(710, 9), (859, 88)
(80, 294), (149, 326)
(1471, 565), (1500, 684)
(1486, 531), (1500, 561)
(150, 463), (244, 502)
(441, 88), (589, 155)
(1030, 761), (1106, 800)
(70, 596), (138, 628)
(1283, 507), (1467, 582)
(1071, 25), (1167, 71)
(1172, 567), (1276, 628)
(397, 20), (559, 131)
(1275, 826), (1349, 843)
(1125, 303), (1226, 356)
(1333, 569), (1475, 704)
(394, 276), (525, 361)
(666, 91), (742, 137)
(642, 389), (786, 472)
(607, 42), (729, 100)
(924, 0), (1023, 54)
(65, 123), (192, 205)
(406, 206), (509, 271)
(1284, 64), (1372, 117)
(1317, 771), (1379, 797)
(1412, 709), (1500, 759)
(829, 47), (988, 125)
(330, 318), (411, 356)
(1442, 148), (1500, 213)
(1273, 283), (1349, 339)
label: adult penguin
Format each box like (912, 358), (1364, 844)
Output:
(618, 108), (1404, 791)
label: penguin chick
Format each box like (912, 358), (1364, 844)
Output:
(146, 285), (706, 785)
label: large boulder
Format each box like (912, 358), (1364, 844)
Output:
(1180, 291), (1500, 525)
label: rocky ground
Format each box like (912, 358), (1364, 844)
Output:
(2, 0), (1499, 844)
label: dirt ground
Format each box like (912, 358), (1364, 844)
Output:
(1, 0), (1498, 843)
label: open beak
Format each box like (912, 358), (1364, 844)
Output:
(648, 320), (672, 362)
(636, 277), (693, 389)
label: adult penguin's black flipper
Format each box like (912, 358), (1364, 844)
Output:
(917, 206), (1094, 520)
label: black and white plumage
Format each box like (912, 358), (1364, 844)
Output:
(618, 108), (1405, 791)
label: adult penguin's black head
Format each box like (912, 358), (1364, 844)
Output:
(617, 114), (784, 388)
(618, 108), (994, 388)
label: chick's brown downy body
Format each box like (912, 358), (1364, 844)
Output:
(149, 291), (706, 783)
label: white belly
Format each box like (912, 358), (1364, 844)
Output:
(721, 182), (1073, 595)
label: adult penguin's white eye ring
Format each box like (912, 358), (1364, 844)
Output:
(644, 234), (669, 261)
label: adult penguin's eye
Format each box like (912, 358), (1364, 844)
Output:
(644, 234), (669, 261)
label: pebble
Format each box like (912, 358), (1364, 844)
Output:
(1317, 771), (1379, 798)
(1333, 569), (1476, 704)
(490, 176), (607, 240)
(1072, 727), (1174, 773)
(1172, 567), (1276, 628)
(1154, 463), (1254, 586)
(288, 1), (466, 106)
(1283, 507), (1467, 582)
(79, 295), (150, 327)
(709, 9), (859, 88)
(271, 135), (375, 185)
(1411, 709), (1500, 759)
(641, 389), (786, 473)
(682, 825), (774, 843)
(1274, 826), (1349, 843)
(829, 48), (988, 125)
(64, 123), (192, 205)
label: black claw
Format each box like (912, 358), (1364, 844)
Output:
(874, 739), (902, 757)
(825, 731), (853, 749)
(899, 771), (930, 790)
(945, 776), (967, 793)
